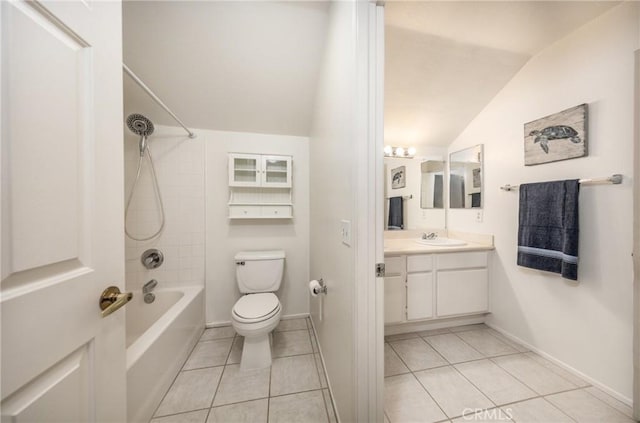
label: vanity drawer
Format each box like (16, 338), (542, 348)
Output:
(261, 205), (292, 218)
(384, 256), (405, 276)
(229, 205), (261, 218)
(437, 251), (487, 270)
(407, 254), (433, 273)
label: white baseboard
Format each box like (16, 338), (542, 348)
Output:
(206, 312), (310, 328)
(485, 323), (633, 406)
(384, 315), (486, 336)
(308, 316), (340, 423)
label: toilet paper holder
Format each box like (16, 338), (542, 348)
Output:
(312, 278), (327, 295)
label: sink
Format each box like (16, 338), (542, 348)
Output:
(416, 238), (467, 247)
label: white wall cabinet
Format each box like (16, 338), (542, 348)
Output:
(229, 153), (292, 188)
(228, 153), (293, 219)
(384, 251), (489, 325)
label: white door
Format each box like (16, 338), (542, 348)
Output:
(407, 272), (433, 320)
(1, 1), (126, 422)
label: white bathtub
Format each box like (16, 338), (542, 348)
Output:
(126, 285), (204, 423)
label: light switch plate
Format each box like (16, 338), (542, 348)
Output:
(475, 210), (483, 223)
(341, 220), (351, 246)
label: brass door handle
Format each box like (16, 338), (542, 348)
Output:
(100, 286), (133, 318)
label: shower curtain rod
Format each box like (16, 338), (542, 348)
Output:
(500, 174), (622, 191)
(123, 63), (196, 139)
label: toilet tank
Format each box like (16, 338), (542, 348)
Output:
(235, 250), (285, 293)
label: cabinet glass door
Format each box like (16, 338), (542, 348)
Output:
(230, 154), (260, 186)
(261, 156), (291, 187)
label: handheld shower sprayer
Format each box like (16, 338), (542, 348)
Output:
(126, 113), (155, 156)
(125, 114), (165, 240)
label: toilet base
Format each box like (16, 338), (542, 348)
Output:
(240, 334), (273, 371)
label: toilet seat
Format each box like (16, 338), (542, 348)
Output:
(232, 293), (280, 324)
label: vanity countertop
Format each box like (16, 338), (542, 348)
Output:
(384, 239), (494, 255)
(384, 230), (494, 255)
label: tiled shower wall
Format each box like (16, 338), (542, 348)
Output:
(124, 125), (205, 292)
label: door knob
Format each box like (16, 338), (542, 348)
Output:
(99, 286), (133, 317)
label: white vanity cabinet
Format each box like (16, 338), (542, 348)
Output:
(228, 153), (293, 219)
(383, 256), (406, 324)
(406, 255), (434, 320)
(436, 252), (489, 317)
(384, 250), (489, 325)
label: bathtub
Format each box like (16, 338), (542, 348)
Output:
(126, 285), (204, 423)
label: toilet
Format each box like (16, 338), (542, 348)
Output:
(231, 250), (284, 371)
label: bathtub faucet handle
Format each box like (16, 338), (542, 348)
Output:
(143, 279), (158, 294)
(141, 249), (164, 269)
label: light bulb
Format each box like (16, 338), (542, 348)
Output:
(384, 145), (392, 155)
(395, 147), (405, 157)
(407, 147), (416, 156)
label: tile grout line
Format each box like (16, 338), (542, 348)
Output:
(488, 354), (580, 399)
(266, 345), (273, 423)
(307, 317), (338, 421)
(207, 333), (237, 414)
(384, 327), (555, 423)
(383, 326), (621, 423)
(580, 387), (634, 419)
(407, 369), (449, 421)
(150, 407), (211, 421)
(411, 360), (500, 421)
(151, 327), (208, 419)
(303, 317), (329, 422)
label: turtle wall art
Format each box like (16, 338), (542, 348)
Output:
(524, 104), (588, 166)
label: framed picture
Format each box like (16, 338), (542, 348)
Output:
(524, 104), (588, 166)
(391, 166), (406, 189)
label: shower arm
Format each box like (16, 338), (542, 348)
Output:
(123, 63), (197, 139)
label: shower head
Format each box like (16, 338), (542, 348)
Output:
(127, 114), (154, 156)
(126, 114), (155, 137)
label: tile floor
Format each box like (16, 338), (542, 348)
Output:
(152, 317), (336, 423)
(384, 324), (635, 423)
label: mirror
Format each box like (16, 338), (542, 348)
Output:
(420, 161), (445, 209)
(384, 157), (446, 230)
(449, 144), (483, 209)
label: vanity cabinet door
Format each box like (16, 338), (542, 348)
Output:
(436, 269), (489, 317)
(384, 275), (405, 324)
(407, 272), (433, 320)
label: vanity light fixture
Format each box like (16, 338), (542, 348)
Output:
(384, 145), (416, 158)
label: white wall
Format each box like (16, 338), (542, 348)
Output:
(309, 2), (358, 421)
(124, 125), (205, 293)
(204, 130), (310, 325)
(447, 3), (638, 401)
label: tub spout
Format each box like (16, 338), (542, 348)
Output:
(143, 279), (158, 294)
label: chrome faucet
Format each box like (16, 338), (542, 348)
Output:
(422, 232), (437, 240)
(143, 279), (158, 294)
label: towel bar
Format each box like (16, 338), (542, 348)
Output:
(385, 194), (413, 200)
(500, 174), (622, 191)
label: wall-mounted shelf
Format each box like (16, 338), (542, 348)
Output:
(228, 153), (293, 219)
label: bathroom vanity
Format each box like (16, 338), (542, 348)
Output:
(384, 232), (493, 327)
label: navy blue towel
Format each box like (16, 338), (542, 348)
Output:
(388, 197), (404, 230)
(517, 180), (580, 280)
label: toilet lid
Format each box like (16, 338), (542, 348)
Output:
(233, 293), (280, 320)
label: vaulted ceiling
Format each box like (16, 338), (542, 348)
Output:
(384, 1), (619, 147)
(123, 1), (329, 137)
(123, 1), (619, 145)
